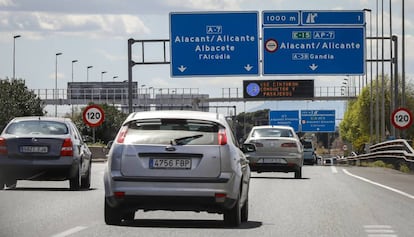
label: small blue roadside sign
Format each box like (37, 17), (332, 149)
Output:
(301, 110), (335, 132)
(301, 11), (365, 25)
(263, 27), (365, 75)
(170, 11), (259, 77)
(262, 11), (300, 26)
(269, 110), (300, 132)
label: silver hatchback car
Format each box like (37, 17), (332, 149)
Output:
(244, 125), (304, 179)
(104, 110), (252, 226)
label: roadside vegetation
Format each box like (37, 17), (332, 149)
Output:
(340, 75), (414, 153)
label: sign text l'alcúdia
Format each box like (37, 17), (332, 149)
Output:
(174, 34), (256, 60)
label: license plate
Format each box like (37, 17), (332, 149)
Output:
(149, 158), (191, 169)
(20, 146), (48, 153)
(259, 158), (287, 164)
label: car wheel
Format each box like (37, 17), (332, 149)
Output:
(6, 180), (17, 189)
(122, 211), (135, 222)
(241, 198), (249, 222)
(70, 164), (81, 190)
(223, 193), (241, 227)
(104, 199), (122, 225)
(294, 167), (302, 179)
(0, 179), (5, 190)
(81, 161), (91, 190)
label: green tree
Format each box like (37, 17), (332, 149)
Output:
(71, 103), (128, 144)
(340, 75), (414, 151)
(0, 79), (44, 130)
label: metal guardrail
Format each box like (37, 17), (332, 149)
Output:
(341, 139), (414, 171)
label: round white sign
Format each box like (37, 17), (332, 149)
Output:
(83, 105), (105, 127)
(391, 108), (413, 130)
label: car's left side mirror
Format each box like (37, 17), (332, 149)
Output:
(241, 143), (256, 153)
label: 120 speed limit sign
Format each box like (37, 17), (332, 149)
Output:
(83, 105), (105, 127)
(391, 108), (413, 130)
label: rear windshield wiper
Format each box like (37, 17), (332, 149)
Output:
(171, 134), (204, 145)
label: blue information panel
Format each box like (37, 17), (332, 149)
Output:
(170, 12), (259, 77)
(301, 110), (335, 132)
(269, 110), (300, 132)
(263, 27), (365, 75)
(301, 11), (365, 25)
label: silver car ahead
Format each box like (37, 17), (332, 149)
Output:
(0, 116), (92, 190)
(104, 110), (251, 226)
(244, 125), (304, 179)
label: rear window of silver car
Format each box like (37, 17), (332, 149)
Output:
(252, 128), (293, 138)
(5, 121), (69, 135)
(124, 118), (221, 145)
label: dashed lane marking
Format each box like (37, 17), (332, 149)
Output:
(50, 226), (88, 237)
(364, 225), (397, 237)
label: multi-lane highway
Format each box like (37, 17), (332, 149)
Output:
(1, 162), (413, 237)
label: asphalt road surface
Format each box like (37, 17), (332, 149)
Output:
(1, 163), (413, 237)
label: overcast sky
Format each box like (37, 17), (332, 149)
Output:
(0, 0), (413, 115)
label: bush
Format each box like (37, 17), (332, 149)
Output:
(399, 163), (411, 173)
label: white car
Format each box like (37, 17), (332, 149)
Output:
(244, 125), (304, 179)
(104, 110), (252, 226)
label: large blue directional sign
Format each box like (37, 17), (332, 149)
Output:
(301, 110), (336, 132)
(262, 10), (365, 75)
(170, 12), (259, 77)
(269, 110), (300, 132)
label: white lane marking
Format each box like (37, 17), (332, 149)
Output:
(343, 169), (414, 200)
(331, 166), (338, 173)
(364, 225), (397, 237)
(51, 226), (88, 237)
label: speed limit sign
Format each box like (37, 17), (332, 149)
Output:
(391, 108), (413, 130)
(83, 105), (105, 127)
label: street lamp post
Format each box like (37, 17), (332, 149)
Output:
(13, 35), (21, 79)
(71, 60), (78, 83)
(86, 66), (93, 82)
(71, 60), (78, 118)
(101, 71), (107, 83)
(55, 52), (63, 117)
(112, 76), (118, 81)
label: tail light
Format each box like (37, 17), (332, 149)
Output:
(116, 126), (128, 144)
(61, 138), (74, 156)
(218, 128), (227, 145)
(0, 137), (7, 155)
(281, 142), (297, 148)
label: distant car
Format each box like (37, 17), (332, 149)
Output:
(301, 139), (316, 165)
(104, 110), (252, 226)
(0, 116), (92, 190)
(244, 125), (304, 179)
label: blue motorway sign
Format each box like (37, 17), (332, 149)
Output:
(269, 110), (300, 132)
(301, 11), (365, 25)
(170, 12), (259, 77)
(263, 27), (365, 75)
(301, 110), (335, 132)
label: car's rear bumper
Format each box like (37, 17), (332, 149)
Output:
(0, 156), (78, 181)
(248, 162), (301, 173)
(104, 171), (240, 214)
(246, 155), (303, 172)
(105, 195), (237, 214)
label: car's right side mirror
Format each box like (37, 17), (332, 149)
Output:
(241, 143), (256, 153)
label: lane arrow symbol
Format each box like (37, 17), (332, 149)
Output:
(178, 65), (187, 72)
(244, 64), (253, 71)
(309, 64), (318, 71)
